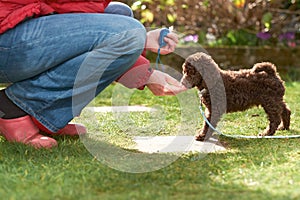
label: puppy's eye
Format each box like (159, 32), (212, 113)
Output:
(186, 67), (196, 75)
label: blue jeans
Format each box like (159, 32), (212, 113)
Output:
(0, 13), (146, 132)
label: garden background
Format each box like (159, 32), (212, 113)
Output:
(122, 0), (300, 79)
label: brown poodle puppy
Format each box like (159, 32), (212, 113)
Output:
(180, 52), (291, 141)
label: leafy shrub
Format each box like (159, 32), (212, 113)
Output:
(120, 0), (300, 47)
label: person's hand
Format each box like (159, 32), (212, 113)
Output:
(145, 28), (178, 55)
(146, 70), (187, 96)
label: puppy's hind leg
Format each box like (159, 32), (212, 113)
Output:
(277, 102), (291, 131)
(260, 101), (282, 136)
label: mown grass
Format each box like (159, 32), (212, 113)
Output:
(1, 82), (300, 200)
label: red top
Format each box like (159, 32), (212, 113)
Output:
(0, 0), (111, 34)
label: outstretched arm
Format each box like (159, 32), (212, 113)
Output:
(146, 70), (187, 96)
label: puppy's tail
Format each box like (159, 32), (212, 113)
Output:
(252, 62), (277, 76)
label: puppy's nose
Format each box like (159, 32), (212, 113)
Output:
(180, 78), (193, 89)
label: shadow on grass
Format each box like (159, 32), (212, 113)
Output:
(0, 135), (300, 199)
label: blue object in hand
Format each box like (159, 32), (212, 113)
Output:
(159, 28), (170, 48)
(156, 28), (170, 69)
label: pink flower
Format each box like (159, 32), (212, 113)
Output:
(288, 41), (296, 48)
(183, 35), (199, 43)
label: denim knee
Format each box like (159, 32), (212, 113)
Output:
(116, 17), (146, 55)
(105, 2), (134, 17)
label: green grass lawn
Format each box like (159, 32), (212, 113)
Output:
(1, 82), (300, 200)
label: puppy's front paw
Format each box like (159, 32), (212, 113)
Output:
(195, 134), (206, 141)
(195, 129), (206, 141)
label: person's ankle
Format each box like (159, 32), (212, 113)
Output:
(31, 116), (87, 136)
(0, 90), (27, 119)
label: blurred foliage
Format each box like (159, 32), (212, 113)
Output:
(120, 0), (300, 47)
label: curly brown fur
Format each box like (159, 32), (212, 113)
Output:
(181, 52), (291, 141)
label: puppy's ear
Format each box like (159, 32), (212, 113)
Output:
(185, 54), (205, 75)
(186, 53), (221, 88)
